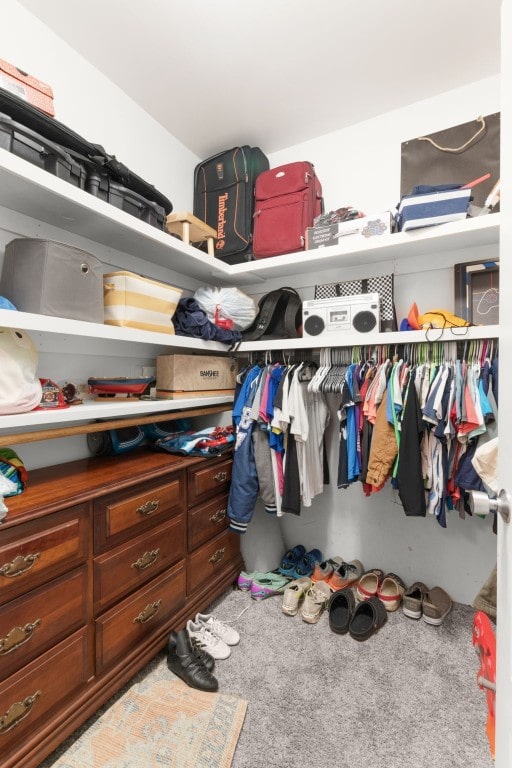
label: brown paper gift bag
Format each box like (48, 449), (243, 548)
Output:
(400, 113), (500, 210)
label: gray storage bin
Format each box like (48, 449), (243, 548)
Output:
(0, 238), (104, 323)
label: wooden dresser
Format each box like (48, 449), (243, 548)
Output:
(0, 449), (242, 768)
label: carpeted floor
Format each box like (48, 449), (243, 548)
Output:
(39, 586), (493, 768)
(206, 588), (494, 768)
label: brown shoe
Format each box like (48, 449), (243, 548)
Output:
(402, 581), (428, 619)
(422, 587), (452, 626)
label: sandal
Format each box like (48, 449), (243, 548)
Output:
(328, 587), (356, 634)
(291, 548), (323, 579)
(377, 573), (406, 612)
(277, 544), (306, 576)
(355, 568), (384, 601)
(250, 572), (291, 600)
(349, 596), (388, 641)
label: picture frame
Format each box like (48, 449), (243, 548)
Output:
(454, 259), (499, 326)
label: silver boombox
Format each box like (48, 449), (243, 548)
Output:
(302, 293), (380, 338)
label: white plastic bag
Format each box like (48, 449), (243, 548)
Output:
(0, 327), (42, 414)
(193, 286), (257, 331)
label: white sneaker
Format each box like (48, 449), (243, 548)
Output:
(186, 620), (231, 659)
(194, 612), (240, 646)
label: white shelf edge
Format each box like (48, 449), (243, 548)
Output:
(0, 395), (234, 431)
(237, 325), (500, 352)
(225, 214), (500, 281)
(0, 309), (232, 352)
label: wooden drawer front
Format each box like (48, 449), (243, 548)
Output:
(94, 474), (185, 553)
(187, 530), (241, 595)
(94, 515), (186, 612)
(95, 562), (186, 674)
(188, 493), (229, 551)
(0, 505), (90, 605)
(0, 628), (89, 758)
(187, 459), (232, 507)
(0, 566), (88, 682)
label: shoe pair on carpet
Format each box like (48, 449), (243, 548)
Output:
(167, 612), (240, 692)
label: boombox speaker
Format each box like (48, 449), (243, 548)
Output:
(302, 293), (380, 338)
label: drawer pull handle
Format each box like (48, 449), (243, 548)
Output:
(0, 553), (41, 578)
(0, 690), (41, 734)
(0, 620), (42, 655)
(133, 600), (162, 624)
(132, 549), (160, 570)
(209, 547), (226, 565)
(213, 471), (228, 483)
(136, 500), (160, 516)
(209, 508), (227, 524)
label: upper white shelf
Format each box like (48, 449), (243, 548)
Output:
(0, 148), (500, 287)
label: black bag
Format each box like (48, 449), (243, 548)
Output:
(193, 146), (269, 264)
(400, 113), (500, 211)
(0, 86), (172, 227)
(243, 287), (302, 341)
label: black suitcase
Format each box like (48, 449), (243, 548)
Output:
(193, 145), (269, 264)
(0, 87), (172, 228)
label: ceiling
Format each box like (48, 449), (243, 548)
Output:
(18, 0), (501, 159)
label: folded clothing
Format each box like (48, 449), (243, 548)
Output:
(173, 297), (242, 345)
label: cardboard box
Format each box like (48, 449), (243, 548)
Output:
(0, 58), (55, 116)
(306, 212), (393, 250)
(396, 189), (471, 231)
(156, 354), (237, 396)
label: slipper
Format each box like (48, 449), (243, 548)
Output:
(355, 568), (384, 601)
(277, 544), (306, 576)
(349, 596), (388, 641)
(250, 572), (291, 600)
(237, 570), (267, 591)
(291, 548), (323, 579)
(328, 587), (356, 634)
(377, 573), (406, 612)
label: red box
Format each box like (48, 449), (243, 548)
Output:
(0, 58), (55, 116)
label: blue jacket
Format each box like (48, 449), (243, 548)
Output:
(227, 366), (262, 534)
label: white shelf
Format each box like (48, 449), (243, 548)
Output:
(0, 394), (234, 432)
(0, 149), (500, 287)
(229, 214), (500, 282)
(0, 309), (233, 356)
(238, 324), (500, 353)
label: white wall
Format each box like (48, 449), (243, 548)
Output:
(1, 1), (199, 209)
(2, 1), (498, 603)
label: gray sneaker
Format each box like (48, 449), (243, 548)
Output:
(300, 581), (332, 624)
(422, 586), (452, 626)
(282, 577), (312, 616)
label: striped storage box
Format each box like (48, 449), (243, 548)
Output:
(103, 271), (182, 334)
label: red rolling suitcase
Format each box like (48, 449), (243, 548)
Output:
(252, 161), (323, 258)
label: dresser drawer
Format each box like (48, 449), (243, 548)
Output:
(94, 472), (185, 553)
(0, 566), (88, 682)
(95, 562), (186, 674)
(187, 529), (241, 595)
(0, 505), (90, 605)
(187, 458), (232, 508)
(94, 515), (186, 612)
(0, 628), (89, 759)
(188, 493), (229, 551)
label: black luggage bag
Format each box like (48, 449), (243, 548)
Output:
(0, 87), (172, 229)
(193, 146), (269, 264)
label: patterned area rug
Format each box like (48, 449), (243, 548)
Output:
(41, 654), (247, 768)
